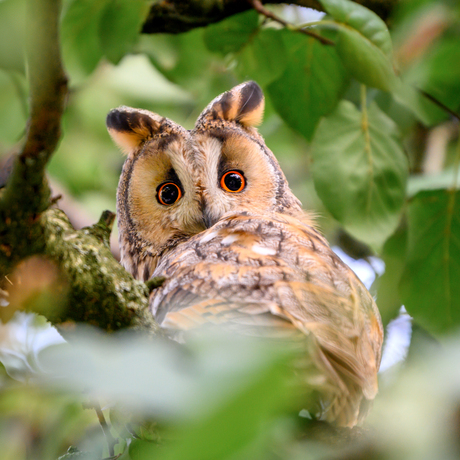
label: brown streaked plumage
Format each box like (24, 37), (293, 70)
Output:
(107, 81), (383, 427)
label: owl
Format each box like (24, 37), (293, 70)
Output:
(106, 81), (383, 427)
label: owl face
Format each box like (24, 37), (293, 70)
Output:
(107, 82), (304, 280)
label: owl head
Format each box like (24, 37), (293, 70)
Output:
(107, 81), (305, 280)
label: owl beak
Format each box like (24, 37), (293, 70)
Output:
(202, 209), (218, 229)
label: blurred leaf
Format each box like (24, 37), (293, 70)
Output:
(61, 0), (109, 79)
(203, 10), (259, 56)
(128, 348), (290, 460)
(370, 336), (460, 460)
(310, 100), (408, 249)
(99, 0), (149, 65)
(138, 29), (234, 108)
(0, 69), (27, 148)
(39, 329), (292, 421)
(413, 36), (460, 114)
(235, 29), (287, 87)
(0, 386), (96, 460)
(374, 225), (407, 325)
(400, 189), (460, 335)
(267, 30), (349, 141)
(408, 167), (460, 197)
(3, 256), (68, 323)
(392, 78), (447, 126)
(0, 0), (26, 73)
(319, 0), (396, 91)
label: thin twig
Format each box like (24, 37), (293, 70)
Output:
(418, 88), (460, 121)
(92, 401), (117, 458)
(247, 0), (334, 46)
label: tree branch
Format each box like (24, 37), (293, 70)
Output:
(142, 0), (398, 34)
(247, 0), (334, 45)
(0, 0), (159, 334)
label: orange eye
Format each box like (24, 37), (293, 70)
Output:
(157, 182), (182, 206)
(220, 171), (245, 193)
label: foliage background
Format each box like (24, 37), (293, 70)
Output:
(1, 0), (460, 458)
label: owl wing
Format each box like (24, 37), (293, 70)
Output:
(150, 211), (383, 427)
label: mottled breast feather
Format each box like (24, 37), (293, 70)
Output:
(150, 211), (383, 427)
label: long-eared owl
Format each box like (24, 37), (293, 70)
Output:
(107, 81), (383, 427)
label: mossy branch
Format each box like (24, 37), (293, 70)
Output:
(0, 0), (159, 333)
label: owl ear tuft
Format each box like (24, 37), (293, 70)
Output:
(106, 106), (162, 155)
(198, 81), (265, 128)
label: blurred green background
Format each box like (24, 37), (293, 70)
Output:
(1, 0), (460, 458)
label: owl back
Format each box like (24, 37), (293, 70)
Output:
(149, 211), (383, 427)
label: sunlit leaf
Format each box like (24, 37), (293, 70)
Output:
(235, 29), (287, 87)
(203, 10), (259, 56)
(400, 189), (460, 335)
(319, 0), (396, 91)
(61, 0), (109, 79)
(0, 0), (26, 73)
(374, 226), (407, 325)
(320, 0), (392, 57)
(310, 100), (408, 249)
(0, 69), (27, 147)
(99, 0), (149, 65)
(138, 29), (233, 108)
(267, 30), (349, 141)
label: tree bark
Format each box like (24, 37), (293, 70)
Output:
(142, 0), (398, 34)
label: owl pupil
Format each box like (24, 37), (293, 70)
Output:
(224, 173), (242, 191)
(157, 182), (181, 206)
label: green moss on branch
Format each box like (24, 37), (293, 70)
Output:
(42, 209), (157, 332)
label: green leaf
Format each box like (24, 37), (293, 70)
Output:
(400, 189), (460, 335)
(391, 78), (447, 126)
(0, 69), (28, 147)
(61, 0), (109, 79)
(320, 0), (392, 57)
(99, 0), (149, 65)
(138, 29), (233, 107)
(310, 100), (408, 249)
(203, 10), (259, 56)
(235, 29), (287, 87)
(399, 36), (460, 122)
(319, 0), (396, 91)
(374, 225), (407, 325)
(267, 30), (349, 141)
(0, 0), (26, 73)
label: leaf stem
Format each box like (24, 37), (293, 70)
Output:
(246, 0), (334, 45)
(93, 401), (116, 458)
(360, 85), (374, 215)
(450, 125), (460, 192)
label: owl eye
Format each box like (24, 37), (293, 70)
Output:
(157, 182), (182, 206)
(220, 171), (245, 193)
